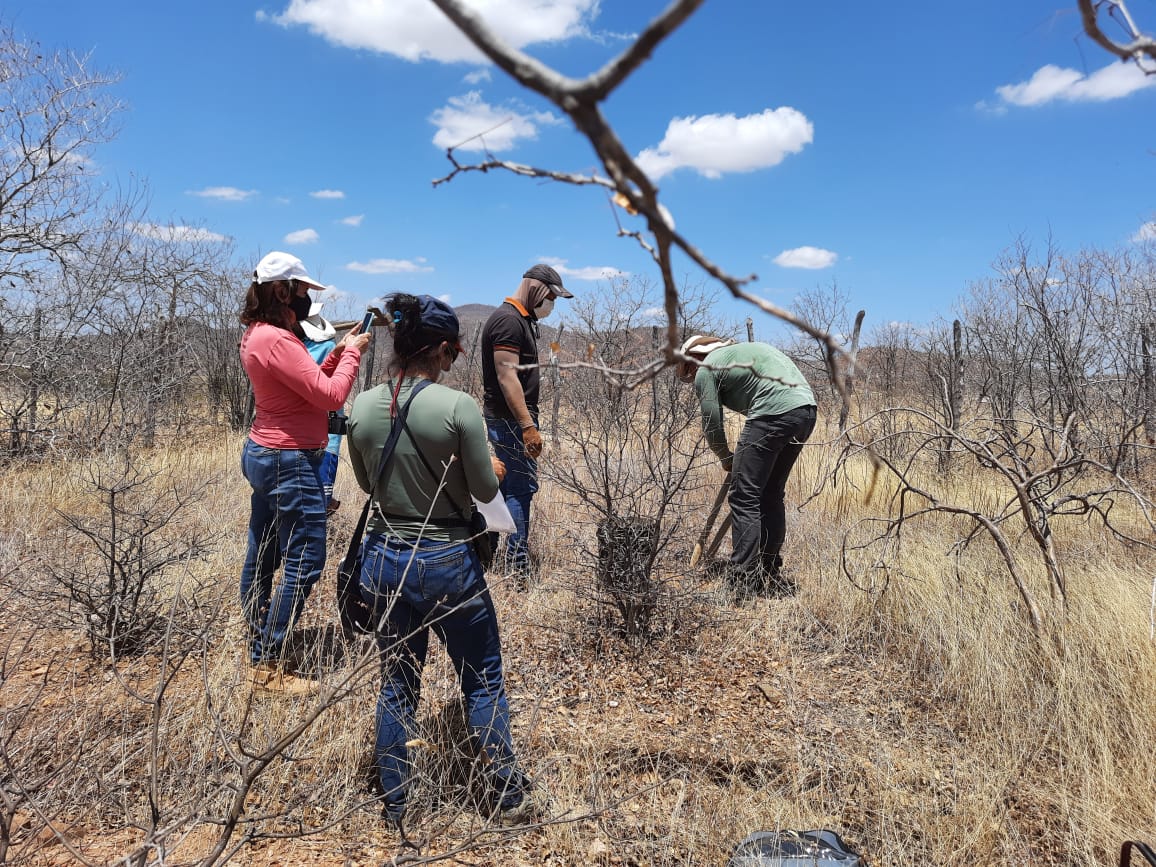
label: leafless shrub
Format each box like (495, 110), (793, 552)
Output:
(834, 404), (1156, 639)
(543, 278), (729, 640)
(34, 456), (213, 659)
(596, 516), (660, 637)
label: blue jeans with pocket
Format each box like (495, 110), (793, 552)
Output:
(358, 533), (526, 817)
(485, 415), (538, 573)
(239, 439), (328, 665)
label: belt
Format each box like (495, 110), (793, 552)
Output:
(375, 509), (469, 529)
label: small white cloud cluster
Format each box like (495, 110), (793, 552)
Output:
(187, 186), (256, 202)
(430, 91), (560, 152)
(284, 228), (320, 245)
(130, 223), (229, 243)
(636, 108), (814, 181)
(773, 246), (837, 270)
(538, 258), (628, 281)
(346, 257), (434, 274)
(995, 62), (1155, 107)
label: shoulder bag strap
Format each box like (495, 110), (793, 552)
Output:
(370, 378), (432, 495)
(399, 414), (472, 524)
(349, 378), (434, 536)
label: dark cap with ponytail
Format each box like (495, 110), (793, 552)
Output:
(385, 294), (463, 364)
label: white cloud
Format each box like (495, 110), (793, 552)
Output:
(187, 186), (257, 202)
(438, 293), (453, 304)
(430, 91), (561, 152)
(266, 0), (598, 64)
(284, 228), (320, 244)
(310, 189), (345, 199)
(773, 246), (837, 270)
(538, 258), (628, 281)
(129, 223), (229, 243)
(340, 214), (365, 227)
(995, 62), (1156, 107)
(346, 257), (434, 274)
(558, 264), (628, 281)
(464, 68), (491, 85)
(636, 108), (814, 181)
(1133, 221), (1156, 242)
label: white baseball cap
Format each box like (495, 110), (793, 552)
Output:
(680, 335), (735, 357)
(253, 251), (328, 291)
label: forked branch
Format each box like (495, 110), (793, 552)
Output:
(426, 0), (851, 401)
(1078, 0), (1156, 67)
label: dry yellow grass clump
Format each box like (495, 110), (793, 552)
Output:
(2, 425), (1155, 866)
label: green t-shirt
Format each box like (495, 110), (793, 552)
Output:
(347, 377), (499, 541)
(693, 343), (816, 460)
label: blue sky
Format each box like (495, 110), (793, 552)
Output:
(8, 1), (1155, 334)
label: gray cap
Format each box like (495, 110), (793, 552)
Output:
(522, 263), (573, 298)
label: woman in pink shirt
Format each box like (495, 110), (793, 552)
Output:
(239, 252), (371, 694)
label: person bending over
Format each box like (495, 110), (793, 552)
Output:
(678, 335), (817, 598)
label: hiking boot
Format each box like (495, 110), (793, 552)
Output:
(495, 789), (546, 826)
(762, 572), (797, 597)
(381, 802), (405, 831)
(722, 564), (762, 604)
(249, 663), (320, 697)
(759, 552), (796, 597)
(326, 497), (341, 514)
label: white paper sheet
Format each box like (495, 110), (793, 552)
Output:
(472, 493), (516, 534)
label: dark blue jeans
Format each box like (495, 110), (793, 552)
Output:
(319, 450), (339, 502)
(239, 439), (328, 665)
(485, 416), (539, 573)
(729, 406), (817, 576)
(358, 533), (525, 816)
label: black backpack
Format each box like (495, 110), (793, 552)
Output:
(727, 829), (863, 867)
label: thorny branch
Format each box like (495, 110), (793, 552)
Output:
(427, 0), (852, 402)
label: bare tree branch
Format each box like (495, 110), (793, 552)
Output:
(1078, 0), (1156, 68)
(426, 0), (852, 405)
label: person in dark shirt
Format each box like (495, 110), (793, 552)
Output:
(480, 264), (573, 584)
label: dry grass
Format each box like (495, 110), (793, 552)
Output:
(2, 423), (1155, 866)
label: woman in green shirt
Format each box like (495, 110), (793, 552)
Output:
(346, 294), (531, 829)
(678, 334), (818, 598)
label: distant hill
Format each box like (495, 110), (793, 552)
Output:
(454, 303), (498, 318)
(453, 302), (560, 350)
